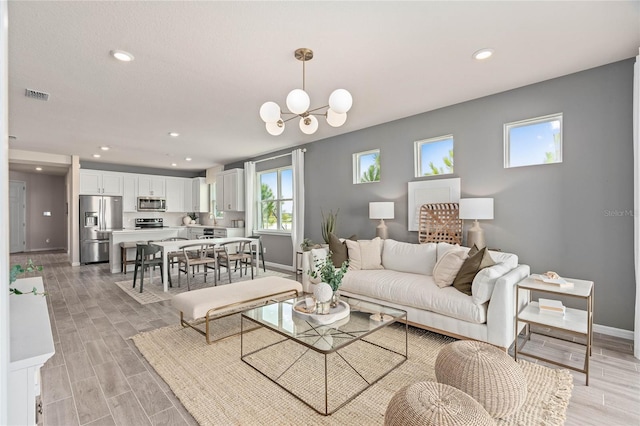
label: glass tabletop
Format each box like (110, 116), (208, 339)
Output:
(241, 295), (407, 353)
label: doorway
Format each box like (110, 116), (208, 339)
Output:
(9, 180), (26, 253)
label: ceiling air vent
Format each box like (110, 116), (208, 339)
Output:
(25, 88), (50, 101)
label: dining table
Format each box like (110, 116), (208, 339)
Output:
(151, 237), (260, 292)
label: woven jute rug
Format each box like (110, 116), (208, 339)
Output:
(133, 322), (573, 425)
(115, 269), (292, 304)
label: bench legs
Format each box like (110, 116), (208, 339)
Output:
(178, 289), (301, 344)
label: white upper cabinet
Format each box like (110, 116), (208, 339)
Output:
(138, 175), (166, 197)
(79, 170), (123, 196)
(183, 179), (193, 212)
(192, 177), (209, 213)
(122, 175), (137, 212)
(165, 178), (187, 212)
(216, 169), (244, 211)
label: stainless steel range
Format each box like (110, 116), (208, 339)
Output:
(135, 218), (165, 229)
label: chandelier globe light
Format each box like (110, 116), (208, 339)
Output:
(259, 48), (352, 136)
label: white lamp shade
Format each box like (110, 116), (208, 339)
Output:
(459, 198), (494, 220)
(369, 202), (394, 220)
(259, 101), (281, 123)
(328, 89), (353, 114)
(286, 89), (310, 114)
(265, 120), (285, 136)
(326, 109), (347, 127)
(299, 115), (318, 134)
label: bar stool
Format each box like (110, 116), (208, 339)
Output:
(120, 241), (138, 274)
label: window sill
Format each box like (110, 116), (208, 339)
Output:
(256, 230), (291, 237)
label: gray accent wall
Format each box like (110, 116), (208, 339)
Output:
(9, 170), (68, 252)
(240, 59), (635, 330)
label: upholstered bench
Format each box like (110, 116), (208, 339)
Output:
(171, 276), (302, 344)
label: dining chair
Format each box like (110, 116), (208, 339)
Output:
(245, 235), (266, 272)
(162, 237), (188, 270)
(177, 242), (224, 291)
(217, 240), (254, 281)
(132, 242), (170, 293)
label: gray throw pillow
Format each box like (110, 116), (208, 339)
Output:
(328, 233), (356, 268)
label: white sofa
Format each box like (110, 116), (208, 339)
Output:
(302, 239), (530, 350)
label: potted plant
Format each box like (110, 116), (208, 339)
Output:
(188, 212), (198, 224)
(310, 252), (349, 307)
(9, 259), (44, 295)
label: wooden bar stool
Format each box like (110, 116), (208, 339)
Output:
(120, 241), (138, 274)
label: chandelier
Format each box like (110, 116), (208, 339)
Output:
(259, 48), (353, 136)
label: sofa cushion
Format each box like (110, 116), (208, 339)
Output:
(341, 269), (487, 324)
(452, 247), (494, 295)
(345, 238), (384, 270)
(382, 239), (437, 275)
(488, 251), (518, 269)
(437, 242), (461, 260)
(328, 233), (356, 267)
(472, 262), (513, 305)
(433, 249), (467, 287)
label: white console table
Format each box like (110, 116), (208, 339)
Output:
(9, 277), (55, 426)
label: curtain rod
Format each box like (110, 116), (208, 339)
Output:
(253, 148), (306, 164)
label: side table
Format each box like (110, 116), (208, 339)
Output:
(514, 275), (594, 385)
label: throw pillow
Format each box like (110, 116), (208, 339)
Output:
(360, 237), (384, 270)
(436, 242), (462, 260)
(452, 246), (494, 295)
(432, 250), (468, 288)
(471, 262), (512, 305)
(345, 239), (361, 270)
(468, 244), (496, 270)
(328, 232), (356, 268)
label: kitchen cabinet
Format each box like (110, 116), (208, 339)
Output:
(138, 175), (166, 197)
(183, 179), (193, 212)
(122, 175), (137, 212)
(166, 178), (186, 212)
(79, 170), (123, 196)
(216, 169), (244, 211)
(187, 227), (204, 239)
(192, 177), (209, 213)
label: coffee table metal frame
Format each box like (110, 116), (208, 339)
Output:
(240, 296), (408, 415)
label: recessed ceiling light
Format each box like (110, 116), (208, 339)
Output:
(185, 157), (192, 161)
(473, 48), (494, 60)
(100, 146), (110, 151)
(35, 167), (42, 171)
(110, 50), (134, 62)
(92, 154), (101, 158)
(168, 132), (180, 137)
(171, 163), (178, 167)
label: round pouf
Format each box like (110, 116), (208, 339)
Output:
(384, 381), (495, 426)
(435, 341), (527, 418)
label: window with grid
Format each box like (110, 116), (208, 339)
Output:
(258, 167), (293, 232)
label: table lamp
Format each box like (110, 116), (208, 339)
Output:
(459, 198), (494, 248)
(369, 202), (394, 239)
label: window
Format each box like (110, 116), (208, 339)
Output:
(353, 149), (380, 184)
(414, 135), (454, 177)
(258, 166), (293, 232)
(504, 113), (562, 168)
(209, 184), (223, 219)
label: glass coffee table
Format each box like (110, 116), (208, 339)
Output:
(241, 295), (407, 415)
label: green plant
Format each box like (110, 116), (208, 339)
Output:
(300, 238), (315, 252)
(321, 209), (339, 244)
(9, 259), (45, 295)
(309, 253), (349, 291)
(188, 212), (198, 220)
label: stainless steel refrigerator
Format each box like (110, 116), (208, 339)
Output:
(80, 195), (123, 264)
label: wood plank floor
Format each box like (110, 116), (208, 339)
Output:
(11, 251), (640, 426)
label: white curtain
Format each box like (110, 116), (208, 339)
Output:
(244, 161), (256, 237)
(633, 49), (640, 359)
(291, 149), (305, 268)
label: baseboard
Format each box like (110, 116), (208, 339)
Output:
(593, 323), (634, 340)
(25, 247), (66, 252)
(264, 261), (294, 273)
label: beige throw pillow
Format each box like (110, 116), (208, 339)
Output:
(345, 238), (384, 270)
(432, 250), (467, 288)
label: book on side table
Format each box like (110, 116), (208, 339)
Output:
(538, 298), (565, 317)
(532, 274), (574, 288)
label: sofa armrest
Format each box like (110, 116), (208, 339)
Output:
(486, 264), (530, 349)
(301, 248), (329, 293)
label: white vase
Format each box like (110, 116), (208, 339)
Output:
(183, 216), (191, 225)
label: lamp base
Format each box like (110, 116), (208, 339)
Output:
(375, 219), (389, 240)
(466, 220), (485, 249)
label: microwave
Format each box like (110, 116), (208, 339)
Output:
(137, 197), (166, 212)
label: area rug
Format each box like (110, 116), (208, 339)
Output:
(132, 323), (573, 425)
(115, 269), (293, 305)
